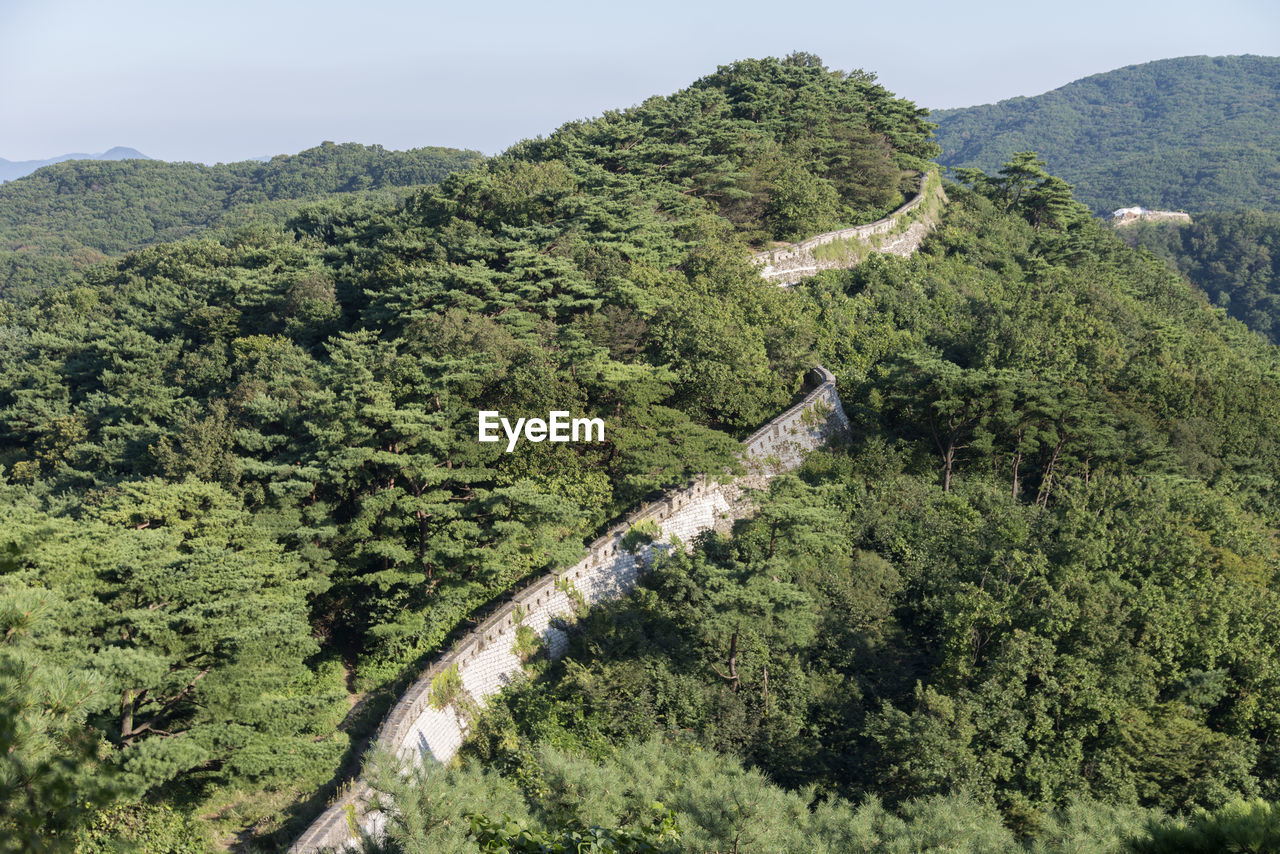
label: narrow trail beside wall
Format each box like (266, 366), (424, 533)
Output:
(290, 168), (946, 854)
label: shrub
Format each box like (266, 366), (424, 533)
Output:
(622, 518), (661, 553)
(428, 662), (465, 711)
(1127, 799), (1280, 853)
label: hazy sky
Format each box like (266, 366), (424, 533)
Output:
(1, 0), (1277, 163)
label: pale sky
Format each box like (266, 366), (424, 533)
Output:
(1, 0), (1277, 164)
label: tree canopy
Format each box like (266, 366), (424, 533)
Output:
(0, 142), (484, 302)
(932, 55), (1280, 214)
(4, 55), (1280, 854)
(1121, 210), (1280, 344)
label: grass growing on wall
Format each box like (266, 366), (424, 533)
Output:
(428, 663), (465, 711)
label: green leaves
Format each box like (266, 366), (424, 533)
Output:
(1128, 799), (1280, 854)
(955, 153), (1091, 238)
(0, 589), (118, 853)
(0, 143), (485, 304)
(1122, 209), (1280, 345)
(933, 55), (1280, 215)
(765, 161), (842, 240)
(0, 480), (343, 797)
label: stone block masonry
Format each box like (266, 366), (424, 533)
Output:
(1110, 207), (1192, 227)
(290, 368), (851, 853)
(752, 169), (944, 286)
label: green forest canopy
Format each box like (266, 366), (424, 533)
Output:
(1121, 210), (1280, 344)
(377, 158), (1280, 851)
(931, 55), (1280, 215)
(5, 53), (1280, 853)
(0, 54), (939, 849)
(0, 141), (484, 302)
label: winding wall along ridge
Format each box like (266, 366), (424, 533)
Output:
(752, 168), (943, 285)
(291, 168), (944, 854)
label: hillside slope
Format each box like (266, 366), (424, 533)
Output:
(342, 158), (1280, 853)
(1121, 210), (1280, 343)
(0, 54), (939, 849)
(0, 141), (483, 301)
(6, 54), (1280, 853)
(932, 55), (1280, 214)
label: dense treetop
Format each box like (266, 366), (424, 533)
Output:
(0, 146), (151, 183)
(1121, 210), (1280, 343)
(515, 53), (938, 243)
(932, 55), (1280, 214)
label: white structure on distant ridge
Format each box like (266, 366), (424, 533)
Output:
(1111, 206), (1192, 226)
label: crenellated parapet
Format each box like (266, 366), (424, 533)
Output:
(752, 168), (944, 285)
(290, 368), (849, 852)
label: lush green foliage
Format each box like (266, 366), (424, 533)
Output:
(0, 146), (149, 183)
(0, 587), (119, 853)
(364, 741), (1158, 854)
(0, 142), (483, 301)
(933, 55), (1280, 214)
(0, 55), (940, 847)
(1121, 210), (1280, 343)
(72, 802), (209, 854)
(5, 53), (1280, 852)
(365, 738), (1169, 853)
(510, 52), (937, 243)
(448, 171), (1280, 849)
(1, 481), (347, 790)
(1126, 799), (1280, 853)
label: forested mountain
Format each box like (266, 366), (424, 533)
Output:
(0, 141), (484, 301)
(4, 53), (1280, 854)
(0, 55), (937, 850)
(0, 146), (150, 183)
(931, 55), (1280, 214)
(371, 156), (1280, 853)
(1121, 211), (1280, 343)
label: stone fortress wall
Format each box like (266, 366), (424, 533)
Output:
(292, 168), (944, 853)
(752, 168), (944, 285)
(291, 371), (851, 852)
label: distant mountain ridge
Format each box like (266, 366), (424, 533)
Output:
(0, 141), (484, 301)
(0, 146), (150, 182)
(931, 55), (1280, 214)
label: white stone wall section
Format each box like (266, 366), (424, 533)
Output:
(752, 169), (944, 285)
(289, 369), (850, 853)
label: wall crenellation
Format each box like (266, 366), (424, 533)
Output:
(752, 169), (944, 285)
